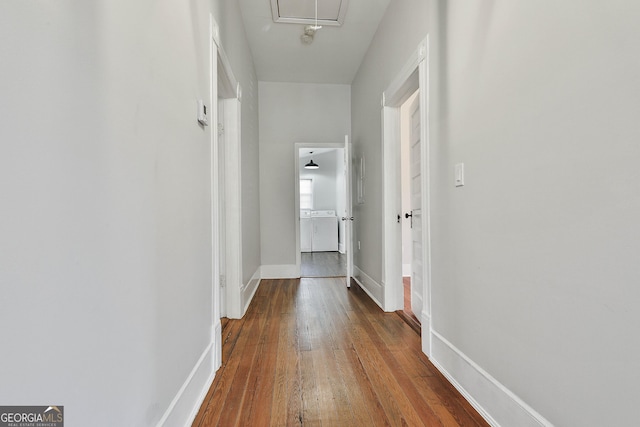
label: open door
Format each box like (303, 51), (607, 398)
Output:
(343, 135), (353, 288)
(407, 93), (424, 318)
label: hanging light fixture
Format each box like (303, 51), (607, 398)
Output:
(311, 0), (323, 31)
(304, 151), (320, 169)
(300, 0), (323, 45)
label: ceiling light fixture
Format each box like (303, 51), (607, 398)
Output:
(304, 152), (320, 169)
(300, 0), (323, 45)
(301, 26), (315, 45)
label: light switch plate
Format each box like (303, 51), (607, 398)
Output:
(197, 99), (208, 126)
(455, 163), (464, 187)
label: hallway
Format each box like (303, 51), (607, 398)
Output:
(193, 278), (488, 426)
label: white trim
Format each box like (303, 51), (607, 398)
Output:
(343, 135), (354, 286)
(431, 331), (553, 427)
(209, 12), (222, 384)
(221, 97), (243, 319)
(157, 342), (216, 427)
(418, 55), (432, 358)
(242, 269), (261, 314)
(352, 266), (383, 308)
(381, 104), (403, 312)
(211, 12), (244, 326)
(213, 320), (222, 371)
(421, 310), (431, 356)
(261, 264), (300, 279)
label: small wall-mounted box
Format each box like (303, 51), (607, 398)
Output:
(197, 99), (208, 126)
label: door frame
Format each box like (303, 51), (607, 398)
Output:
(294, 141), (352, 282)
(381, 37), (431, 357)
(210, 15), (243, 368)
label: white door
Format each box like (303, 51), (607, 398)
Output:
(343, 135), (353, 288)
(409, 94), (423, 319)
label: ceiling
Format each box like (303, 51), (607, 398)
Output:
(238, 0), (391, 84)
(299, 147), (339, 159)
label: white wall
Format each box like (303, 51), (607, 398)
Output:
(354, 0), (640, 426)
(259, 82), (350, 270)
(0, 1), (257, 426)
(429, 1), (640, 425)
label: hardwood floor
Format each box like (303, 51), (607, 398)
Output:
(300, 252), (346, 277)
(193, 278), (489, 427)
(398, 276), (421, 335)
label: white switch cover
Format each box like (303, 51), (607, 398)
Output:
(455, 163), (464, 187)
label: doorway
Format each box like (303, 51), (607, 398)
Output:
(210, 13), (244, 370)
(295, 140), (353, 284)
(382, 37), (431, 356)
(400, 89), (421, 326)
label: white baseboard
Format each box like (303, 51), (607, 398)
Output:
(157, 341), (216, 427)
(213, 321), (222, 371)
(260, 264), (299, 279)
(421, 310), (431, 357)
(353, 266), (383, 308)
(430, 331), (552, 427)
(242, 268), (261, 314)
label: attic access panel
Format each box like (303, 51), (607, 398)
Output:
(270, 0), (349, 27)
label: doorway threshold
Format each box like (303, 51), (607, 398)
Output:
(396, 310), (421, 335)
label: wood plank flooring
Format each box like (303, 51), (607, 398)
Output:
(398, 276), (421, 335)
(193, 278), (489, 427)
(300, 252), (346, 277)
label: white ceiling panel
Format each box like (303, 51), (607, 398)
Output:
(272, 0), (347, 25)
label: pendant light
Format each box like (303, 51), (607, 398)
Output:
(305, 151), (319, 169)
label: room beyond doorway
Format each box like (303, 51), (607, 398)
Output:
(295, 142), (350, 281)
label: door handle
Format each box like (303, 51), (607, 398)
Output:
(405, 211), (413, 228)
(341, 217), (354, 221)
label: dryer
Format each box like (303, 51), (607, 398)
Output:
(310, 210), (339, 252)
